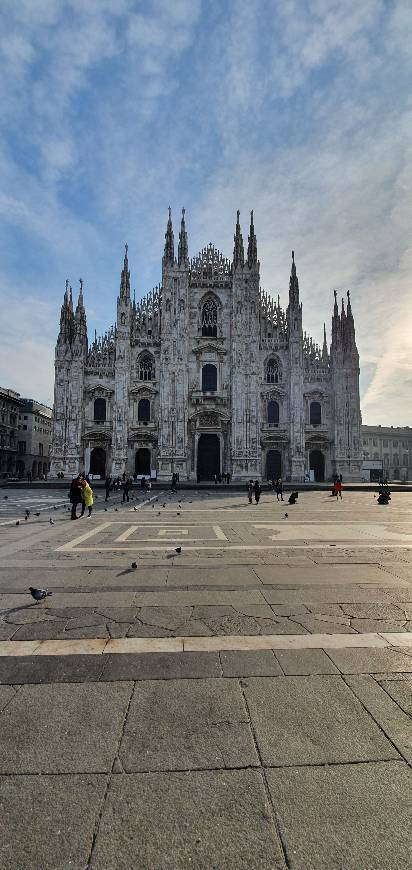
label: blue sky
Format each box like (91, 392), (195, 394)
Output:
(0, 0), (411, 424)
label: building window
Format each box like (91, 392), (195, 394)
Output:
(139, 355), (155, 381)
(383, 439), (388, 448)
(372, 439), (377, 447)
(403, 454), (408, 465)
(393, 454), (399, 466)
(393, 440), (398, 448)
(202, 364), (217, 392)
(39, 443), (43, 456)
(138, 398), (150, 422)
(402, 440), (408, 448)
(94, 398), (106, 422)
(310, 401), (322, 425)
(266, 358), (282, 384)
(384, 454), (389, 466)
(267, 400), (279, 425)
(23, 425), (27, 431)
(201, 300), (217, 337)
(18, 441), (26, 454)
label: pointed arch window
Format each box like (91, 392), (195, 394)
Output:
(266, 358), (282, 384)
(138, 355), (155, 381)
(138, 399), (150, 422)
(202, 300), (217, 337)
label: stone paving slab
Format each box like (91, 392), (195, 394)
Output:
(90, 770), (286, 869)
(0, 682), (132, 773)
(326, 647), (412, 674)
(377, 678), (412, 716)
(0, 654), (107, 684)
(243, 676), (399, 766)
(345, 675), (412, 764)
(266, 761), (412, 870)
(253, 563), (400, 585)
(220, 650), (282, 677)
(0, 774), (106, 870)
(119, 679), (258, 772)
(274, 649), (340, 675)
(102, 651), (222, 681)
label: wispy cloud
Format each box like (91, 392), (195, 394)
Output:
(0, 0), (410, 424)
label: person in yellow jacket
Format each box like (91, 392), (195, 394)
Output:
(80, 479), (94, 518)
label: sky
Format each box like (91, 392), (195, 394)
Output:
(0, 0), (411, 424)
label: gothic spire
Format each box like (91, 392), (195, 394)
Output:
(163, 206), (175, 265)
(233, 210), (244, 269)
(322, 322), (328, 359)
(178, 207), (189, 266)
(119, 243), (131, 302)
(289, 250), (300, 307)
(74, 278), (87, 343)
(247, 210), (257, 268)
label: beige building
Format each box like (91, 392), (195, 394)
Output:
(0, 387), (53, 479)
(361, 425), (412, 482)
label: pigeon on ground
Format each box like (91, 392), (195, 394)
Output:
(4, 495), (8, 499)
(104, 507), (108, 511)
(158, 511), (161, 515)
(163, 503), (166, 508)
(115, 508), (118, 512)
(53, 505), (57, 510)
(49, 518), (54, 525)
(35, 512), (40, 517)
(15, 520), (20, 526)
(175, 547), (182, 554)
(131, 561), (137, 569)
(29, 587), (52, 602)
(133, 506), (137, 511)
(284, 513), (288, 518)
(177, 512), (181, 516)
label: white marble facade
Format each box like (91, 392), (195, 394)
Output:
(51, 210), (363, 482)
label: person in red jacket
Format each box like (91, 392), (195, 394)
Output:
(335, 479), (343, 499)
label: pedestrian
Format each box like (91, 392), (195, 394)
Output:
(254, 480), (261, 504)
(141, 476), (146, 490)
(122, 477), (130, 503)
(80, 478), (94, 517)
(335, 479), (343, 500)
(227, 472), (231, 484)
(247, 480), (253, 504)
(214, 474), (217, 485)
(339, 474), (343, 484)
(105, 475), (111, 501)
(69, 473), (83, 520)
(27, 470), (32, 484)
(275, 477), (284, 501)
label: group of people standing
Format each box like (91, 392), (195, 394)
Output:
(247, 480), (262, 504)
(69, 474), (94, 520)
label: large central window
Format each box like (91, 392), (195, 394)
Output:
(139, 355), (154, 381)
(266, 358), (282, 384)
(202, 364), (217, 392)
(202, 300), (217, 337)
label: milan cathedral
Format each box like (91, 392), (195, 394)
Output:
(51, 210), (362, 482)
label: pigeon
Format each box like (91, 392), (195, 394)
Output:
(53, 505), (57, 510)
(29, 587), (52, 602)
(104, 507), (108, 511)
(133, 506), (137, 512)
(177, 512), (181, 516)
(158, 511), (161, 515)
(115, 508), (118, 512)
(15, 520), (20, 526)
(35, 512), (40, 517)
(4, 495), (8, 499)
(24, 515), (28, 521)
(163, 503), (166, 508)
(284, 513), (288, 518)
(175, 546), (182, 554)
(49, 518), (54, 525)
(131, 561), (137, 569)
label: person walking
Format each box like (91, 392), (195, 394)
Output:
(69, 474), (83, 520)
(105, 475), (111, 501)
(122, 476), (130, 503)
(275, 478), (284, 501)
(247, 480), (253, 504)
(254, 480), (261, 504)
(335, 478), (343, 500)
(80, 478), (94, 517)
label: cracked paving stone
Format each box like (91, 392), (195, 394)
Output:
(350, 618), (408, 633)
(306, 603), (345, 616)
(3, 608), (61, 625)
(172, 619), (213, 636)
(11, 620), (67, 641)
(136, 606), (193, 630)
(232, 604), (275, 618)
(192, 605), (234, 619)
(378, 680), (412, 716)
(201, 614), (261, 636)
(341, 603), (405, 620)
(66, 613), (109, 629)
(0, 622), (18, 640)
(126, 622), (173, 638)
(292, 615), (357, 634)
(0, 685), (17, 713)
(255, 617), (309, 635)
(63, 624), (110, 639)
(119, 679), (258, 771)
(96, 607), (138, 623)
(270, 604), (310, 617)
(107, 622), (131, 639)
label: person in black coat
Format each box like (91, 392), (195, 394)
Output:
(254, 480), (261, 504)
(69, 474), (83, 520)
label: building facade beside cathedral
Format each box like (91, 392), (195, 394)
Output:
(51, 210), (363, 482)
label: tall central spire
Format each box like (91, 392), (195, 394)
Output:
(233, 210), (244, 268)
(247, 210), (257, 268)
(163, 206), (175, 265)
(178, 207), (189, 266)
(289, 250), (300, 307)
(119, 243), (131, 302)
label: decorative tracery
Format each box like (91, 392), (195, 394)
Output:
(201, 300), (218, 337)
(138, 354), (155, 381)
(266, 358), (282, 384)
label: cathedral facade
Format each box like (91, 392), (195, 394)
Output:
(51, 210), (363, 482)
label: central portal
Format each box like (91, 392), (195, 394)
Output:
(197, 433), (220, 481)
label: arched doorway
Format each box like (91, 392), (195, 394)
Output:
(90, 447), (106, 477)
(135, 448), (151, 476)
(310, 449), (325, 482)
(197, 434), (220, 481)
(266, 450), (282, 480)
